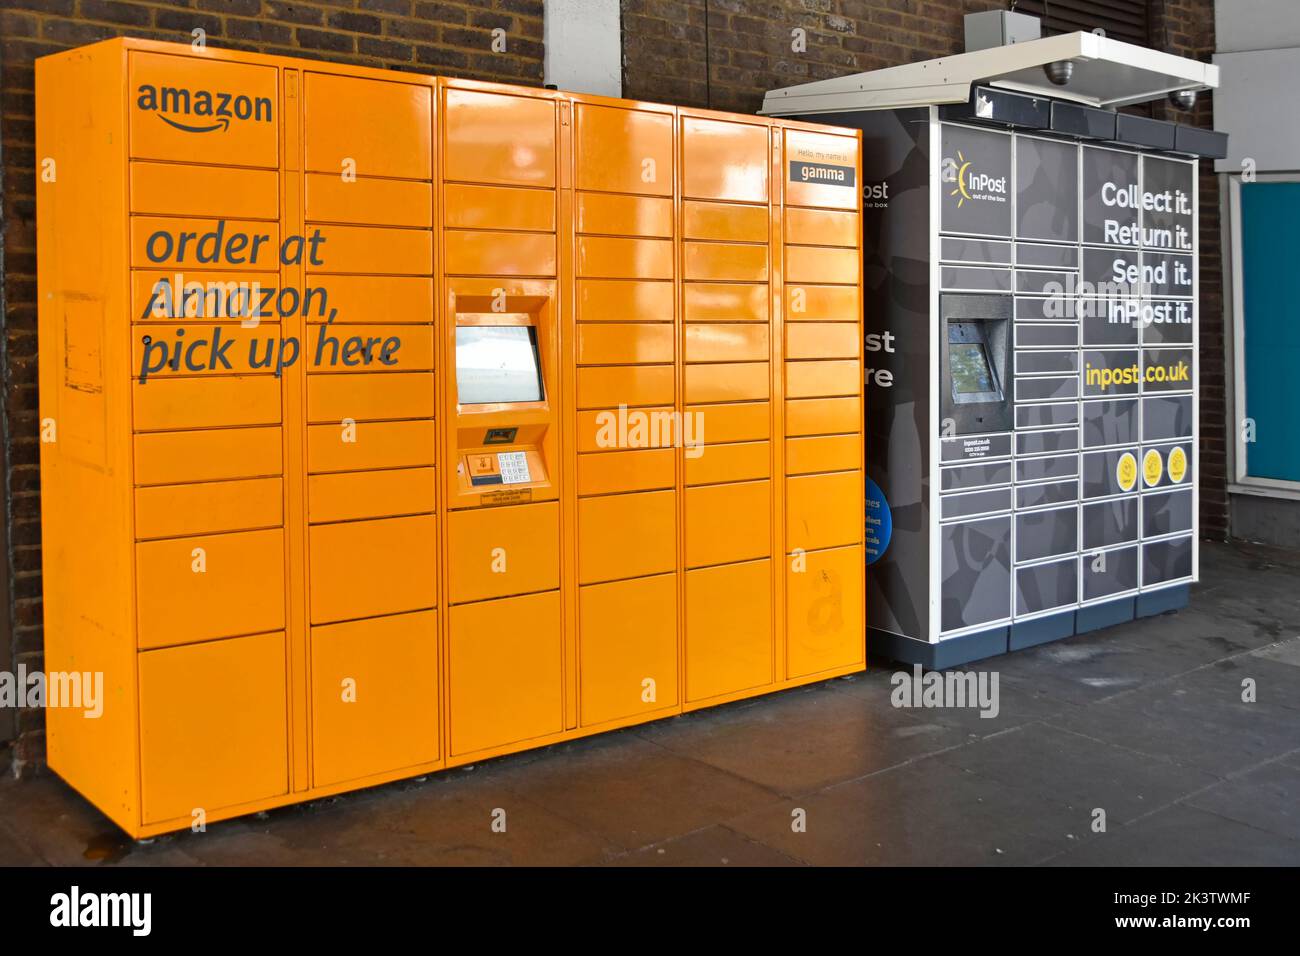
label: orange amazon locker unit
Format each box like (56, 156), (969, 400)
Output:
(36, 38), (864, 836)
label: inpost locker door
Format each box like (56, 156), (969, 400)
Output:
(679, 114), (778, 704)
(300, 71), (441, 787)
(571, 98), (681, 729)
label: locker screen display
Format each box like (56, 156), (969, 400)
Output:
(455, 326), (544, 404)
(950, 342), (995, 395)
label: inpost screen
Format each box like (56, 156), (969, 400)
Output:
(950, 342), (995, 395)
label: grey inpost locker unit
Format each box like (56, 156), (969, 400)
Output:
(762, 32), (1226, 667)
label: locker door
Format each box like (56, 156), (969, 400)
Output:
(787, 545), (865, 678)
(139, 632), (288, 825)
(579, 574), (678, 726)
(304, 72), (432, 180)
(686, 559), (773, 701)
(448, 591), (564, 756)
(311, 610), (439, 787)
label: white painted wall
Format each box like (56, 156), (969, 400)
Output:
(1216, 0), (1300, 54)
(1216, 0), (1300, 514)
(1213, 48), (1300, 172)
(1213, 0), (1300, 172)
(544, 0), (622, 98)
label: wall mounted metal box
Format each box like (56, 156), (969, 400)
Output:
(963, 10), (1043, 53)
(762, 34), (1222, 668)
(36, 38), (864, 837)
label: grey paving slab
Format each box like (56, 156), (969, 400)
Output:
(1043, 804), (1300, 866)
(1184, 759), (1300, 841)
(606, 825), (803, 867)
(832, 662), (1076, 736)
(1045, 664), (1300, 777)
(484, 732), (786, 852)
(933, 722), (1220, 825)
(1252, 639), (1300, 668)
(633, 681), (970, 795)
(725, 758), (1096, 866)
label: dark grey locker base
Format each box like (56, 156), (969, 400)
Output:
(867, 589), (1187, 668)
(1076, 597), (1137, 633)
(1009, 609), (1076, 651)
(869, 625), (1008, 669)
(1136, 584), (1190, 618)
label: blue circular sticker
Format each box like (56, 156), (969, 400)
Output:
(864, 476), (891, 565)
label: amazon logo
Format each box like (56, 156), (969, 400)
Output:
(136, 84), (272, 134)
(941, 152), (1007, 207)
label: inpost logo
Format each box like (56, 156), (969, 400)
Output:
(941, 150), (1007, 207)
(1085, 358), (1191, 391)
(137, 83), (272, 134)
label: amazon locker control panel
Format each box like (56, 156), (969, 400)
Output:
(450, 307), (555, 506)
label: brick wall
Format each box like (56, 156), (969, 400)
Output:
(1150, 0), (1226, 541)
(0, 0), (543, 768)
(621, 0), (1226, 539)
(621, 0), (1007, 113)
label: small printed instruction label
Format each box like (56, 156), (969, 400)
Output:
(481, 488), (533, 507)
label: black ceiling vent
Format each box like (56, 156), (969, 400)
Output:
(1015, 0), (1152, 48)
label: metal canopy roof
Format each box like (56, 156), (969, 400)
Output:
(760, 31), (1220, 116)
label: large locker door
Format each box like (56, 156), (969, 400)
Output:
(139, 633), (289, 825)
(312, 611), (439, 787)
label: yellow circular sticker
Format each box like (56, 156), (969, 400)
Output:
(1116, 452), (1138, 492)
(1143, 449), (1164, 487)
(1168, 446), (1188, 484)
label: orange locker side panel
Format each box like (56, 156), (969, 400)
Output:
(37, 38), (863, 837)
(37, 40), (141, 833)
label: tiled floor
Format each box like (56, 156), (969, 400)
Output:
(2, 540), (1298, 866)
